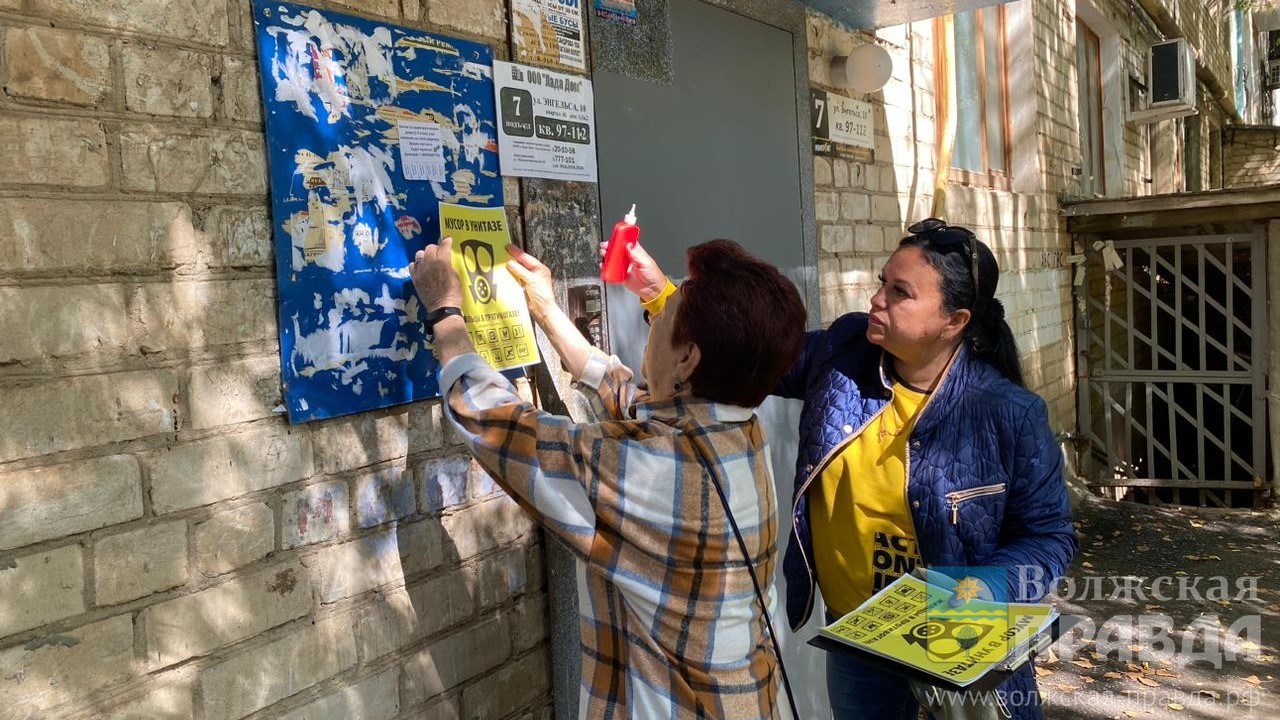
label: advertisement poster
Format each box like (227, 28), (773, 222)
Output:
(494, 61), (598, 182)
(439, 203), (540, 371)
(594, 0), (637, 25)
(253, 0), (504, 423)
(512, 0), (586, 71)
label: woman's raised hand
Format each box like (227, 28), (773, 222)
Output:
(506, 244), (558, 320)
(599, 239), (669, 301)
(410, 237), (463, 312)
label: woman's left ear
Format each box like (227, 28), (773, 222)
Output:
(943, 308), (972, 341)
(674, 342), (702, 384)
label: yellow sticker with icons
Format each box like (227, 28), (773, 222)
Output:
(438, 203), (540, 370)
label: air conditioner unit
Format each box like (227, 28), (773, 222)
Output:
(1128, 38), (1197, 125)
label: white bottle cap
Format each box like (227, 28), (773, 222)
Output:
(624, 204), (637, 225)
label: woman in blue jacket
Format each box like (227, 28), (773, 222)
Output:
(612, 218), (1077, 720)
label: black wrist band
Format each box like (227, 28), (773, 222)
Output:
(424, 306), (462, 334)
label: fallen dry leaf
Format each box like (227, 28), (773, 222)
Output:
(1168, 702), (1184, 711)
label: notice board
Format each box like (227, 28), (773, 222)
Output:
(253, 0), (504, 422)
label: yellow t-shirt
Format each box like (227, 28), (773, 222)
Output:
(809, 383), (928, 616)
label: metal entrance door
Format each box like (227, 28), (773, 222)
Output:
(1076, 233), (1271, 506)
(582, 2), (825, 717)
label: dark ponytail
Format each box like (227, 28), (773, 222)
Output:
(899, 222), (1025, 387)
(967, 296), (1023, 387)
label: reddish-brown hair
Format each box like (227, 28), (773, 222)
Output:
(672, 239), (807, 407)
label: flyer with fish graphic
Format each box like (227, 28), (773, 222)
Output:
(439, 203), (540, 371)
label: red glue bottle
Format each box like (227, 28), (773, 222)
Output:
(601, 204), (639, 283)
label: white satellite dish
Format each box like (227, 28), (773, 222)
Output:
(830, 43), (893, 94)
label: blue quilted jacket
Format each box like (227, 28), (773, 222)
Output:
(776, 313), (1077, 719)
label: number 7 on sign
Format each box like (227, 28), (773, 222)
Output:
(811, 89), (829, 140)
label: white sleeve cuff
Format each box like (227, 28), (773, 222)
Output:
(572, 348), (611, 391)
(438, 353), (493, 395)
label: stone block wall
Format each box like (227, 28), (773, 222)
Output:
(0, 1), (552, 719)
(1176, 0), (1233, 89)
(1225, 125), (1280, 186)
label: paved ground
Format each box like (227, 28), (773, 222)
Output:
(1037, 495), (1279, 720)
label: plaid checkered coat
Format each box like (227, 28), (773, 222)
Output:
(440, 350), (782, 719)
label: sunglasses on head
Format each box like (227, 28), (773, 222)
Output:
(907, 218), (980, 299)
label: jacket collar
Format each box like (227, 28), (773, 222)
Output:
(632, 395), (756, 425)
(880, 343), (983, 437)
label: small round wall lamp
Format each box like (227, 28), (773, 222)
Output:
(830, 43), (893, 94)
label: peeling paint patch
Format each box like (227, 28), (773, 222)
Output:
(282, 481), (350, 548)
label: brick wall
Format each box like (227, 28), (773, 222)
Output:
(0, 1), (553, 719)
(1225, 126), (1280, 186)
(1176, 0), (1233, 88)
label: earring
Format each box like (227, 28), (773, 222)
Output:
(673, 379), (683, 393)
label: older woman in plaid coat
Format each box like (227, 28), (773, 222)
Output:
(411, 237), (807, 719)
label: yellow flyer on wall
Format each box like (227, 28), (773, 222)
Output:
(438, 203), (540, 371)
